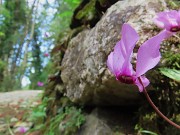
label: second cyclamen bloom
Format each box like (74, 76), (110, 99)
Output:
(37, 81), (44, 87)
(107, 24), (170, 92)
(154, 10), (180, 32)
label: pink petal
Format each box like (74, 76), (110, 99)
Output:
(154, 10), (180, 31)
(37, 82), (44, 87)
(136, 30), (172, 77)
(135, 76), (150, 92)
(107, 52), (115, 74)
(154, 17), (165, 29)
(112, 41), (125, 76)
(18, 126), (28, 133)
(121, 24), (139, 60)
(44, 53), (49, 57)
(120, 24), (139, 76)
(153, 11), (168, 29)
(177, 10), (180, 24)
(107, 24), (139, 77)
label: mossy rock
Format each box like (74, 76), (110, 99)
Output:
(70, 0), (118, 28)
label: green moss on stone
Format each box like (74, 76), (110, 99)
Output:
(76, 0), (96, 21)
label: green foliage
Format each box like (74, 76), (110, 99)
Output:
(159, 68), (180, 82)
(39, 61), (54, 82)
(0, 75), (20, 92)
(29, 28), (44, 89)
(135, 112), (160, 134)
(29, 60), (54, 89)
(0, 0), (81, 91)
(29, 96), (85, 135)
(28, 96), (54, 133)
(0, 32), (5, 38)
(140, 130), (158, 135)
(167, 0), (180, 9)
(31, 105), (46, 121)
(45, 106), (85, 135)
(76, 0), (96, 20)
(30, 97), (50, 123)
(0, 5), (11, 31)
(49, 0), (81, 40)
(0, 59), (6, 71)
(135, 124), (159, 135)
(162, 52), (180, 69)
(0, 0), (30, 91)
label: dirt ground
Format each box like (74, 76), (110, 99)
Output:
(0, 90), (42, 135)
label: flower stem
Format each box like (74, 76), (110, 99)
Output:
(173, 34), (180, 41)
(138, 77), (180, 129)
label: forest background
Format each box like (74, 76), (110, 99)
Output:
(0, 0), (80, 91)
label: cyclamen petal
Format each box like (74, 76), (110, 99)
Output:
(18, 126), (28, 133)
(37, 81), (44, 87)
(113, 41), (125, 77)
(154, 10), (180, 32)
(120, 24), (139, 76)
(178, 10), (180, 23)
(107, 24), (139, 78)
(136, 30), (172, 77)
(44, 53), (49, 57)
(135, 76), (150, 92)
(120, 23), (139, 58)
(107, 52), (115, 75)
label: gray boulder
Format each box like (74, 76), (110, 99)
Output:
(61, 0), (167, 105)
(78, 108), (135, 135)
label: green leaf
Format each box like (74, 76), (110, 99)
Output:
(140, 130), (158, 135)
(59, 11), (72, 18)
(0, 32), (5, 37)
(159, 68), (180, 81)
(31, 111), (46, 118)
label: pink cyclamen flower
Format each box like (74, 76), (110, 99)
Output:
(37, 81), (44, 87)
(18, 126), (28, 133)
(107, 23), (171, 92)
(44, 53), (49, 57)
(154, 10), (180, 32)
(44, 32), (50, 38)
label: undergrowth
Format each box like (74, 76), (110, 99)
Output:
(27, 96), (85, 135)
